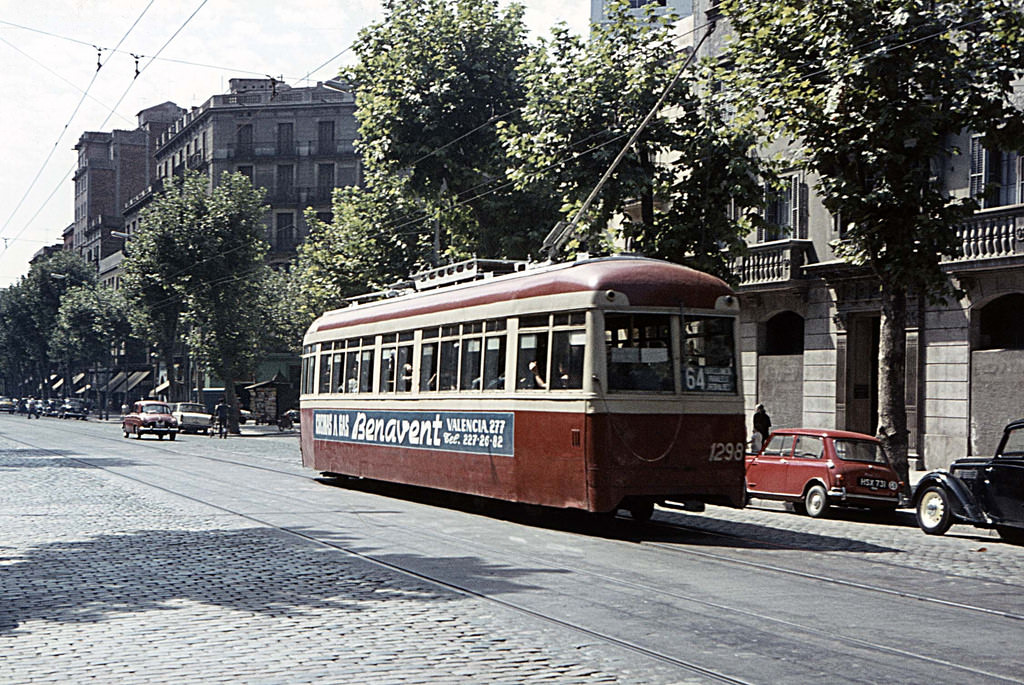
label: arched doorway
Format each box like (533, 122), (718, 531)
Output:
(757, 311), (805, 431)
(971, 293), (1024, 454)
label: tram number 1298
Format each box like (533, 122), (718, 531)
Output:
(708, 442), (746, 462)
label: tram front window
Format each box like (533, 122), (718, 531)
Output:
(605, 314), (673, 392)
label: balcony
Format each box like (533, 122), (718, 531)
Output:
(947, 205), (1024, 270)
(730, 239), (815, 289)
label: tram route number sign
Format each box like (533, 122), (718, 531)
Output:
(313, 409), (515, 457)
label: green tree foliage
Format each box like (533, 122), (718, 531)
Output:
(344, 0), (560, 262)
(296, 177), (431, 319)
(722, 0), (1024, 481)
(49, 285), (131, 368)
(0, 252), (96, 397)
(500, 1), (763, 275)
(124, 171), (269, 428)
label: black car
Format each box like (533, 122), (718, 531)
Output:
(59, 398), (88, 419)
(914, 419), (1024, 543)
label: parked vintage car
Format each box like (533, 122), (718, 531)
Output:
(914, 419), (1024, 543)
(746, 428), (905, 517)
(0, 396), (15, 413)
(122, 400), (178, 440)
(58, 397), (88, 420)
(238, 408), (253, 424)
(172, 402), (213, 435)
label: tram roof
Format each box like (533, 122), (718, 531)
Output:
(311, 256), (733, 334)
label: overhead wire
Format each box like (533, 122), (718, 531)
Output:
(0, 0), (161, 260)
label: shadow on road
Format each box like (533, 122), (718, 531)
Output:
(0, 524), (561, 635)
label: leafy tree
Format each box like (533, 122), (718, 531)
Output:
(9, 252), (96, 397)
(500, 1), (764, 274)
(722, 0), (1024, 483)
(295, 178), (432, 318)
(0, 284), (37, 397)
(49, 284), (131, 412)
(126, 171), (269, 431)
(347, 0), (559, 261)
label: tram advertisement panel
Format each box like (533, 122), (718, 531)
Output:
(313, 409), (515, 457)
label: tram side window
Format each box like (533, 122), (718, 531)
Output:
(359, 349), (374, 392)
(379, 342), (414, 393)
(482, 333), (506, 390)
(460, 337), (483, 389)
(331, 352), (343, 392)
(318, 350), (332, 394)
(420, 332), (439, 392)
(605, 314), (673, 392)
(550, 329), (585, 389)
(516, 329), (549, 389)
(682, 316), (737, 393)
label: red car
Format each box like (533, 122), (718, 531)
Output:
(745, 428), (905, 517)
(122, 400), (179, 440)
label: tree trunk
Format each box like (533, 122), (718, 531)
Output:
(220, 363), (240, 434)
(877, 284), (910, 492)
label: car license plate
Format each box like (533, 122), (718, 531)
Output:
(858, 476), (888, 490)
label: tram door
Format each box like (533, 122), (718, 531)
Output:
(845, 315), (879, 436)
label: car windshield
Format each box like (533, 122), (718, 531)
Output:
(834, 439), (888, 464)
(1002, 427), (1024, 456)
(178, 403), (205, 412)
(143, 404), (171, 414)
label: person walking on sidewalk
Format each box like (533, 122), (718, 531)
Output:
(213, 397), (229, 438)
(753, 403), (772, 447)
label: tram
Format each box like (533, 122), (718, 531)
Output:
(299, 255), (747, 520)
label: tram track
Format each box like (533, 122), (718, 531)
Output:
(5, 420), (1023, 682)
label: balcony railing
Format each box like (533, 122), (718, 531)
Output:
(950, 205), (1024, 263)
(730, 239), (815, 287)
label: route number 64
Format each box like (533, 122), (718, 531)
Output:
(708, 442), (746, 462)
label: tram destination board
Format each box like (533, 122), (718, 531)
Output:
(314, 409), (515, 457)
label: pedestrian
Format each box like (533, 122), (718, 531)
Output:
(213, 397), (229, 438)
(27, 398), (39, 419)
(753, 403), (771, 445)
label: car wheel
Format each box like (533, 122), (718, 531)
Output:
(135, 428), (142, 440)
(627, 500), (655, 523)
(122, 424), (129, 438)
(158, 433), (165, 440)
(996, 526), (1024, 545)
(804, 483), (829, 518)
(916, 485), (952, 535)
(169, 432), (176, 441)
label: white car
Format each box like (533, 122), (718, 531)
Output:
(171, 402), (213, 434)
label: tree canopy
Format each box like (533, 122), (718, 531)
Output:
(721, 0), (1024, 481)
(500, 1), (764, 276)
(124, 171), (270, 426)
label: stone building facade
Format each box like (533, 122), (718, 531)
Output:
(690, 0), (1024, 469)
(143, 78), (360, 268)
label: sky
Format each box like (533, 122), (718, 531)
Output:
(0, 0), (591, 287)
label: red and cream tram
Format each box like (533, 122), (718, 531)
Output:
(299, 255), (746, 520)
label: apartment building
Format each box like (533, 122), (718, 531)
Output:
(71, 103), (183, 272)
(689, 0), (1024, 469)
(141, 78), (360, 268)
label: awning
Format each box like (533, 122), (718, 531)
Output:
(125, 370), (150, 393)
(152, 379), (171, 394)
(245, 372), (290, 390)
(52, 377), (64, 390)
(75, 383), (92, 395)
(104, 371), (127, 393)
(73, 372), (86, 385)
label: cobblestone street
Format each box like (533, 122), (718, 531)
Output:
(3, 419), (1023, 684)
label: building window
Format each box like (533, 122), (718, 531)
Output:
(318, 120), (336, 155)
(236, 124), (253, 156)
(275, 212), (296, 251)
(276, 164), (294, 199)
(761, 174), (808, 242)
(277, 122), (294, 155)
(317, 163), (335, 198)
(237, 165), (254, 181)
(971, 135), (1021, 208)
